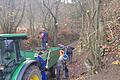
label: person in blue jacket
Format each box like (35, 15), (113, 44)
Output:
(35, 53), (47, 80)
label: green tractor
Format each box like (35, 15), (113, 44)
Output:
(0, 34), (60, 80)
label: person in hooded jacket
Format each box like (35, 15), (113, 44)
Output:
(67, 46), (75, 64)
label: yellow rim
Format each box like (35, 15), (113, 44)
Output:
(30, 74), (39, 80)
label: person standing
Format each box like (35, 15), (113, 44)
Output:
(67, 46), (74, 64)
(39, 28), (48, 51)
(35, 53), (47, 80)
(57, 47), (69, 80)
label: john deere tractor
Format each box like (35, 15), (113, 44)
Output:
(0, 34), (60, 80)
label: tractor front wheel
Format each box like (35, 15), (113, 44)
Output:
(22, 65), (42, 80)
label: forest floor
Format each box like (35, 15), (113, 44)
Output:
(68, 41), (120, 80)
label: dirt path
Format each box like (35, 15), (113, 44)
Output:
(67, 41), (120, 80)
(66, 41), (88, 80)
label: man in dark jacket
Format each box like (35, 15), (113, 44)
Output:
(67, 46), (74, 64)
(40, 28), (48, 51)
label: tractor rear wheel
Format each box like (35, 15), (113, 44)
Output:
(22, 65), (42, 80)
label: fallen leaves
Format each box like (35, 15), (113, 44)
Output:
(70, 76), (86, 80)
(76, 76), (86, 80)
(76, 45), (81, 54)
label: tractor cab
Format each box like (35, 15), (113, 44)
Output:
(0, 34), (28, 79)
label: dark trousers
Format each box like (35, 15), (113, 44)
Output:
(56, 65), (61, 80)
(41, 42), (47, 51)
(56, 63), (69, 80)
(68, 54), (72, 64)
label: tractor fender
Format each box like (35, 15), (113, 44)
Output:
(11, 59), (40, 80)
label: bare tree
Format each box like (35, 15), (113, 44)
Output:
(27, 0), (35, 35)
(72, 0), (104, 73)
(43, 0), (61, 46)
(0, 0), (26, 33)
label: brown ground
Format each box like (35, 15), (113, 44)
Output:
(68, 42), (120, 80)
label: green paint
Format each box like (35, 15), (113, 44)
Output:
(10, 47), (60, 80)
(10, 60), (35, 80)
(0, 34), (28, 38)
(10, 62), (25, 80)
(10, 50), (36, 80)
(46, 47), (60, 68)
(48, 47), (60, 52)
(20, 50), (35, 60)
(0, 33), (60, 80)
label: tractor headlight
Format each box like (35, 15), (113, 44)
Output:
(0, 65), (4, 70)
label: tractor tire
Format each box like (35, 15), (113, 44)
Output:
(22, 65), (42, 80)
